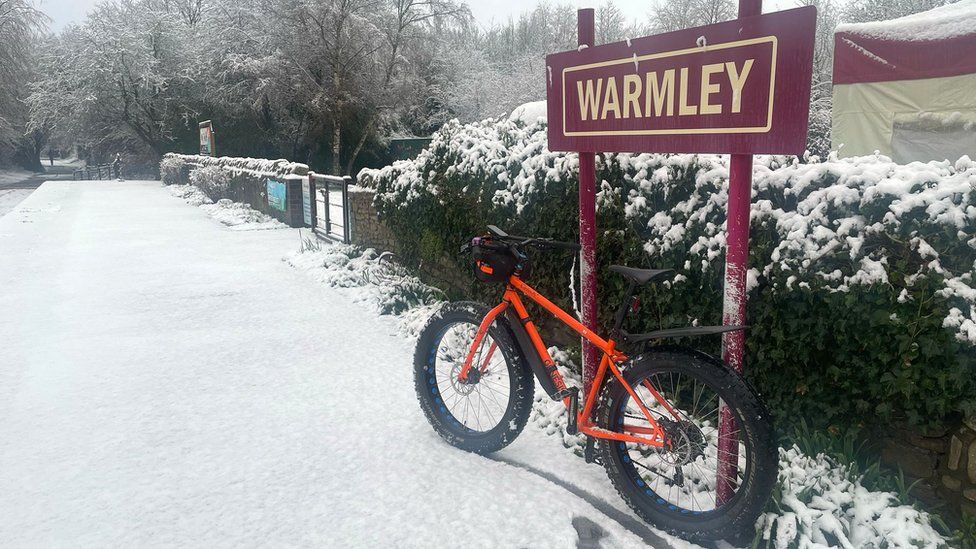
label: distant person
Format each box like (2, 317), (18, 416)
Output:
(112, 153), (123, 180)
(48, 150), (54, 167)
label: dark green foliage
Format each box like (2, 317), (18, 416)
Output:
(952, 515), (976, 549)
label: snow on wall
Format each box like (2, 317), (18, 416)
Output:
(360, 118), (976, 344)
(164, 153), (309, 178)
(835, 0), (976, 41)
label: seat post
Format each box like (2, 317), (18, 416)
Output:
(611, 281), (637, 338)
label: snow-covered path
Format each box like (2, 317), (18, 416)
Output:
(0, 181), (667, 548)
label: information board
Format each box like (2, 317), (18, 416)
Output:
(266, 179), (287, 212)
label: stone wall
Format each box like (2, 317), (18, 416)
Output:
(941, 420), (976, 516)
(163, 153), (308, 227)
(876, 420), (976, 518)
(347, 186), (470, 297)
(348, 186), (398, 252)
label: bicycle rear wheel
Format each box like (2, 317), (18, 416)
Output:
(599, 348), (777, 542)
(413, 302), (534, 454)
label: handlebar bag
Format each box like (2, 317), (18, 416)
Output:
(471, 240), (520, 283)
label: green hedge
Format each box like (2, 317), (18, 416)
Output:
(360, 118), (976, 431)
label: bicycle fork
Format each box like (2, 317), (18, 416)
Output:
(457, 294), (573, 402)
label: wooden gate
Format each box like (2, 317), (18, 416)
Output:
(308, 173), (352, 243)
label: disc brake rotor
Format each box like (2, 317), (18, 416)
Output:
(658, 418), (707, 466)
(449, 362), (479, 395)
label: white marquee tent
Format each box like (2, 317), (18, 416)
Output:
(832, 0), (976, 162)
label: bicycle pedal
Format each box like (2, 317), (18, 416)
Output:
(584, 436), (601, 464)
(566, 388), (580, 435)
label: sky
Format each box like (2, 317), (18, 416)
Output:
(38, 0), (801, 32)
(36, 0), (97, 31)
(467, 0), (801, 29)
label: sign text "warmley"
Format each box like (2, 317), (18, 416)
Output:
(577, 60), (755, 121)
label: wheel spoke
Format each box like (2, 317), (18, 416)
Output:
(610, 363), (761, 516)
(430, 320), (514, 433)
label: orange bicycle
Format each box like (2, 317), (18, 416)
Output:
(414, 226), (776, 541)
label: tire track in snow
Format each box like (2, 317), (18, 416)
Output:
(486, 453), (674, 548)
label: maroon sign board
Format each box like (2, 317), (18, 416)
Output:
(199, 120), (216, 157)
(546, 6), (817, 155)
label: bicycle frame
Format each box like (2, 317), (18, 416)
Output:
(457, 275), (678, 448)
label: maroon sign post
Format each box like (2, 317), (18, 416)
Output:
(718, 0), (764, 507)
(548, 5), (816, 502)
(577, 9), (600, 399)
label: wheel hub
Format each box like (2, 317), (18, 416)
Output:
(659, 418), (706, 466)
(450, 363), (479, 395)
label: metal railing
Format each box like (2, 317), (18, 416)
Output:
(308, 172), (353, 244)
(73, 164), (115, 180)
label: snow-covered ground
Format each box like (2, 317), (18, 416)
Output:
(0, 168), (36, 186)
(0, 180), (670, 548)
(168, 183), (287, 230)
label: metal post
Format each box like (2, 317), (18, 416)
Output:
(717, 0), (762, 507)
(308, 174), (317, 230)
(323, 176), (331, 237)
(342, 176), (352, 244)
(577, 7), (599, 399)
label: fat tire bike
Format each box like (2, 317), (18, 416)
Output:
(414, 225), (777, 542)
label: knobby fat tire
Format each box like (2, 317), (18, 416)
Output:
(598, 348), (778, 542)
(414, 302), (535, 454)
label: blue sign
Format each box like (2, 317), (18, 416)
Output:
(266, 179), (287, 212)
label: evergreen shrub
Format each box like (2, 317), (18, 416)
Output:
(361, 118), (976, 430)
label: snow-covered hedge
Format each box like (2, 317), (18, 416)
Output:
(755, 447), (945, 548)
(160, 153), (309, 226)
(189, 165), (231, 201)
(159, 156), (186, 185)
(360, 118), (976, 430)
(161, 153), (309, 181)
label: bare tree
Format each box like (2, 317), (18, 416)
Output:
(842, 0), (950, 23)
(596, 1), (627, 44)
(344, 0), (468, 174)
(648, 0), (735, 33)
(0, 0), (47, 168)
(29, 1), (196, 163)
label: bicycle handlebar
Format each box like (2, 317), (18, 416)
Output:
(525, 238), (582, 252)
(485, 225), (580, 252)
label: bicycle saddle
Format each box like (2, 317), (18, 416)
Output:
(609, 265), (673, 285)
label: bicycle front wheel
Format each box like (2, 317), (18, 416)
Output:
(599, 348), (777, 542)
(413, 302), (534, 454)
